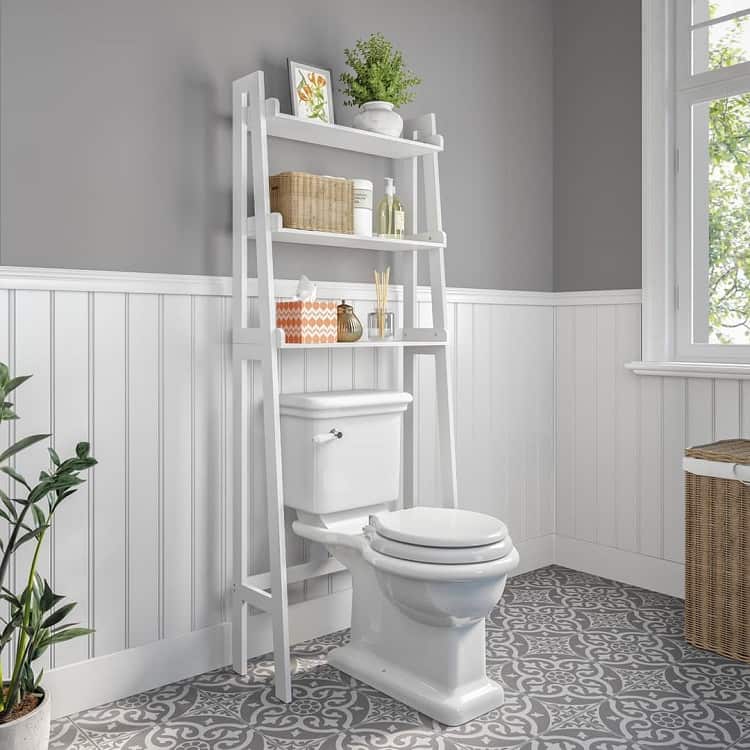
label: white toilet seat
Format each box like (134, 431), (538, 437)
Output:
(369, 532), (514, 564)
(369, 506), (508, 548)
(363, 541), (520, 582)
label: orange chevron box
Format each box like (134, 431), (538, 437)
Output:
(276, 300), (337, 344)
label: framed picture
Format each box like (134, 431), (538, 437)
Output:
(288, 60), (334, 124)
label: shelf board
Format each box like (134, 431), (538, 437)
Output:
(246, 217), (445, 252)
(278, 338), (446, 350)
(262, 100), (443, 159)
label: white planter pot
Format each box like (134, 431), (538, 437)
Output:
(352, 101), (403, 138)
(0, 690), (51, 750)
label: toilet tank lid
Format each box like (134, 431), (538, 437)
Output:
(279, 389), (413, 417)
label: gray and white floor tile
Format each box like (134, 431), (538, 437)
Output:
(50, 566), (750, 749)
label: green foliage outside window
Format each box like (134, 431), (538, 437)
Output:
(707, 17), (750, 343)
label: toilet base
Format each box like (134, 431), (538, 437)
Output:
(328, 642), (504, 726)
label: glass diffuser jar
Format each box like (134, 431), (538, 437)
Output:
(367, 311), (395, 339)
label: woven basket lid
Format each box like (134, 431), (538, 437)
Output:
(685, 439), (750, 463)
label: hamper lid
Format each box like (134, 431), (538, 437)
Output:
(685, 439), (750, 463)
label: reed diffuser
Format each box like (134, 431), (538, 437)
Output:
(368, 267), (395, 339)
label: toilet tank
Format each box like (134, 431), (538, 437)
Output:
(279, 389), (413, 514)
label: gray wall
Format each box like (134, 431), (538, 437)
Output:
(553, 0), (642, 292)
(0, 0), (554, 290)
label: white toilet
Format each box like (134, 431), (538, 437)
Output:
(279, 389), (519, 726)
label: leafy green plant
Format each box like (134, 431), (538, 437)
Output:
(0, 363), (95, 722)
(339, 33), (421, 108)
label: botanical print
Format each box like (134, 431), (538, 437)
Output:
(289, 61), (333, 124)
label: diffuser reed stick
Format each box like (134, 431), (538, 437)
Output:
(374, 266), (390, 338)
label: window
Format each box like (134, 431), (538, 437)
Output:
(675, 0), (750, 361)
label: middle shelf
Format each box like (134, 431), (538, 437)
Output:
(246, 215), (446, 253)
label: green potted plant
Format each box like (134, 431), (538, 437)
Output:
(340, 32), (421, 137)
(0, 363), (95, 749)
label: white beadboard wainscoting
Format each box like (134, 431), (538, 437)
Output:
(0, 267), (556, 717)
(554, 291), (750, 599)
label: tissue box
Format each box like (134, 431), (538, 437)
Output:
(276, 300), (337, 344)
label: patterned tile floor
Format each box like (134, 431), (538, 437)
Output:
(50, 565), (750, 749)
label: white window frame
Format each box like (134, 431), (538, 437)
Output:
(641, 0), (750, 370)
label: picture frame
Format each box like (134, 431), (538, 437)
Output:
(288, 59), (335, 125)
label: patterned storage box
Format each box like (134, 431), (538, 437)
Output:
(276, 300), (337, 344)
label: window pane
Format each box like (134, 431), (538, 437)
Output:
(693, 0), (750, 22)
(692, 12), (750, 73)
(692, 91), (750, 345)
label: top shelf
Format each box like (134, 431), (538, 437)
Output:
(260, 99), (443, 160)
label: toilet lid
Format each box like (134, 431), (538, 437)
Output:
(369, 532), (514, 564)
(369, 507), (508, 548)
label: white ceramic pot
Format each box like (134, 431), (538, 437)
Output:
(0, 690), (51, 750)
(352, 101), (403, 138)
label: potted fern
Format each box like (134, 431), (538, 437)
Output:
(340, 33), (421, 137)
(0, 363), (95, 749)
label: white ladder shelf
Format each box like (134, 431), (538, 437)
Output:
(232, 70), (458, 702)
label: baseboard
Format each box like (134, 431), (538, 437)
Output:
(512, 535), (555, 576)
(45, 589), (352, 719)
(554, 536), (684, 599)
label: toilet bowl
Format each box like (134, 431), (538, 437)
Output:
(280, 390), (519, 725)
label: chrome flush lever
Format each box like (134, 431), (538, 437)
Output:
(312, 428), (343, 445)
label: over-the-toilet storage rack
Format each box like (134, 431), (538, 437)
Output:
(232, 70), (457, 701)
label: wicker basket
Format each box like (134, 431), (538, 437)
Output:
(684, 439), (750, 662)
(269, 172), (353, 234)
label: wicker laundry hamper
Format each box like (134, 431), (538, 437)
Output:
(684, 439), (750, 662)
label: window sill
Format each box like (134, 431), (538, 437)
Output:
(625, 361), (750, 380)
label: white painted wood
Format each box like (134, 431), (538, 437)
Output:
(595, 306), (617, 547)
(263, 103), (443, 159)
(641, 0), (676, 362)
(454, 304), (473, 512)
(714, 379), (741, 439)
(687, 378), (714, 446)
(417, 301), (438, 507)
(0, 265), (559, 308)
(639, 376), (663, 558)
(627, 361), (750, 378)
(193, 296), (225, 631)
(504, 306), (526, 541)
(51, 291), (91, 667)
(127, 295), (161, 649)
(556, 536), (684, 598)
(91, 293), (127, 658)
(555, 306), (576, 539)
(573, 307), (597, 543)
(614, 305), (641, 553)
(231, 74), (250, 675)
(662, 378), (687, 563)
(161, 296), (193, 639)
(13, 291), (53, 670)
(245, 221), (445, 252)
(245, 71), (292, 701)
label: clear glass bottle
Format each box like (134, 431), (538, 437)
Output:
(376, 178), (405, 239)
